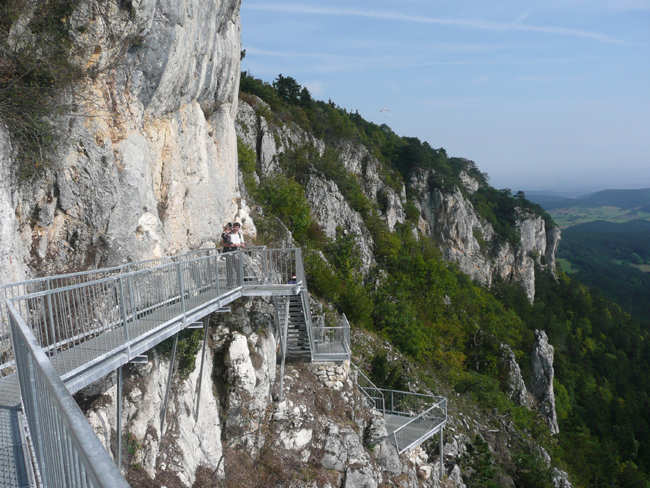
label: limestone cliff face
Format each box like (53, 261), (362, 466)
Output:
(409, 169), (560, 302)
(0, 0), (246, 284)
(530, 330), (560, 435)
(236, 97), (559, 301)
(236, 97), (406, 272)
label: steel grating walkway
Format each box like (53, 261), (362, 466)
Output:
(0, 247), (351, 487)
(0, 407), (29, 488)
(351, 364), (448, 462)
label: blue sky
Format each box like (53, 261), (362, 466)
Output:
(241, 1), (650, 193)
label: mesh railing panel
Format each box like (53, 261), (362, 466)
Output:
(351, 363), (385, 413)
(8, 302), (129, 488)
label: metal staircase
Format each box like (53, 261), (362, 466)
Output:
(286, 294), (312, 360)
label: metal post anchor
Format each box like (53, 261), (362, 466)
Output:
(160, 333), (179, 435)
(439, 426), (444, 480)
(116, 366), (123, 471)
(194, 316), (210, 421)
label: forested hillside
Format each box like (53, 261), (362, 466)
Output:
(558, 220), (650, 323)
(238, 73), (650, 487)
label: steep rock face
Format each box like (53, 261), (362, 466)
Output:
(235, 98), (406, 258)
(305, 176), (376, 272)
(337, 141), (406, 232)
(499, 344), (530, 407)
(0, 0), (244, 282)
(409, 169), (560, 301)
(237, 96), (324, 176)
(530, 330), (559, 434)
(83, 345), (222, 486)
(0, 125), (27, 283)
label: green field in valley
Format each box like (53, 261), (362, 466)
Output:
(550, 206), (650, 228)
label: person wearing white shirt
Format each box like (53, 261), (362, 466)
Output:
(229, 222), (245, 248)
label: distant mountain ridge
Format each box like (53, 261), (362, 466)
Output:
(528, 188), (650, 211)
(527, 188), (650, 228)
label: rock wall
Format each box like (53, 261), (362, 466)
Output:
(0, 0), (246, 284)
(530, 330), (560, 434)
(235, 98), (560, 301)
(235, 97), (406, 272)
(409, 170), (560, 302)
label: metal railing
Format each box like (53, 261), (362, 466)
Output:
(312, 314), (351, 361)
(7, 301), (129, 488)
(295, 249), (313, 361)
(350, 363), (447, 454)
(351, 363), (385, 413)
(3, 248), (305, 384)
(0, 248), (220, 374)
(380, 388), (447, 453)
(2, 247), (317, 486)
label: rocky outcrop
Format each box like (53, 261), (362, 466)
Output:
(409, 169), (560, 302)
(530, 330), (559, 434)
(83, 343), (223, 486)
(235, 99), (406, 248)
(305, 175), (375, 272)
(552, 467), (574, 488)
(82, 300), (443, 487)
(0, 124), (27, 284)
(0, 0), (245, 282)
(500, 344), (530, 407)
(237, 96), (324, 176)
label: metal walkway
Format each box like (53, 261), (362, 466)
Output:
(352, 364), (447, 475)
(0, 247), (350, 487)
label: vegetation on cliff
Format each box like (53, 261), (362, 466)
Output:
(239, 73), (650, 487)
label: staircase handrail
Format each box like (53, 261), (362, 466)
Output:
(351, 362), (385, 414)
(294, 248), (314, 361)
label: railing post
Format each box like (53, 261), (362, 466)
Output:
(278, 298), (289, 401)
(238, 250), (244, 287)
(117, 278), (129, 342)
(194, 316), (210, 421)
(176, 263), (186, 323)
(127, 274), (136, 325)
(46, 292), (56, 348)
(263, 249), (269, 283)
(439, 426), (444, 480)
(214, 255), (220, 296)
(116, 366), (123, 472)
(27, 356), (48, 487)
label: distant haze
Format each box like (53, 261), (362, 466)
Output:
(241, 0), (650, 192)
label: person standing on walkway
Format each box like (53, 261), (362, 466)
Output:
(229, 222), (245, 249)
(221, 223), (234, 252)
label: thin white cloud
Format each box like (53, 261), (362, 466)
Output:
(245, 3), (623, 44)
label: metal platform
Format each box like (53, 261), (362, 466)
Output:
(351, 363), (447, 474)
(0, 247), (350, 487)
